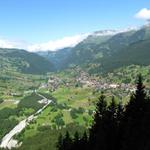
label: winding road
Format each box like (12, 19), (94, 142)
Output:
(0, 93), (52, 149)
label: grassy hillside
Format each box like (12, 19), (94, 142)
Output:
(0, 48), (54, 74)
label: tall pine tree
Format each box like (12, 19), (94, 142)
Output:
(104, 97), (118, 150)
(89, 94), (107, 150)
(121, 75), (149, 150)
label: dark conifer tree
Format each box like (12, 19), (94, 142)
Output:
(59, 131), (72, 150)
(105, 97), (118, 150)
(74, 131), (79, 142)
(65, 131), (73, 150)
(116, 102), (124, 124)
(121, 75), (149, 150)
(116, 102), (124, 150)
(57, 133), (63, 150)
(89, 94), (107, 150)
(81, 131), (88, 149)
(71, 131), (80, 150)
(76, 131), (89, 150)
(89, 95), (119, 150)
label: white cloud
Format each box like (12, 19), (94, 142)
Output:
(0, 38), (29, 50)
(0, 34), (89, 52)
(27, 34), (89, 52)
(0, 39), (18, 49)
(135, 8), (150, 20)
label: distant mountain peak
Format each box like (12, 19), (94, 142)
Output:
(92, 30), (119, 36)
(143, 22), (150, 28)
(92, 27), (138, 37)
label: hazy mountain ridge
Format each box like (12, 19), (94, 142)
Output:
(0, 48), (54, 74)
(37, 47), (72, 70)
(1, 25), (150, 75)
(57, 25), (150, 73)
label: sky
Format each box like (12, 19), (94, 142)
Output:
(0, 0), (150, 51)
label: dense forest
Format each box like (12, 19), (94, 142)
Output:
(57, 75), (150, 150)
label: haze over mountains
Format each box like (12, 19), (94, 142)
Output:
(1, 24), (150, 75)
(37, 24), (150, 73)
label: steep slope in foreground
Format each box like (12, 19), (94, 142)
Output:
(0, 48), (54, 74)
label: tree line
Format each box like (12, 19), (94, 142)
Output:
(57, 75), (150, 150)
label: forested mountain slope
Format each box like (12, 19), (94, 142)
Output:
(59, 25), (150, 73)
(0, 48), (54, 74)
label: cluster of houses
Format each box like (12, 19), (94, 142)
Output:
(39, 76), (62, 91)
(39, 68), (135, 92)
(75, 69), (135, 92)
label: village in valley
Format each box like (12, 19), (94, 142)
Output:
(40, 68), (135, 94)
